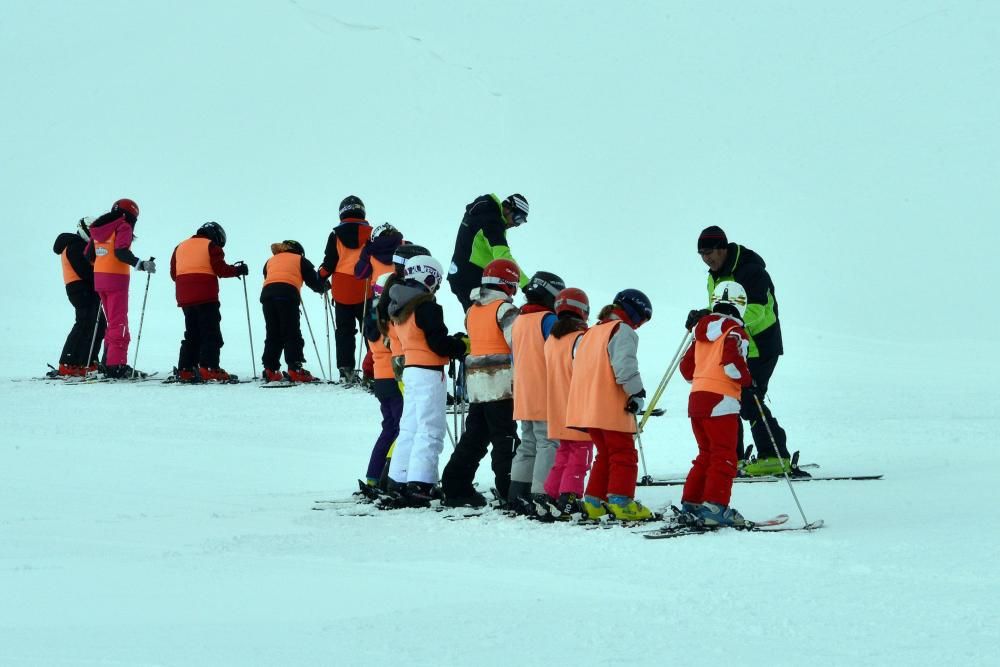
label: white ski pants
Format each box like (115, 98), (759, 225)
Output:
(388, 366), (447, 485)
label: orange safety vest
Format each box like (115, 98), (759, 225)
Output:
(332, 229), (373, 304)
(396, 312), (449, 367)
(466, 301), (510, 356)
(544, 331), (588, 441)
(61, 249), (82, 285)
(691, 329), (743, 399)
(173, 237), (214, 276)
(368, 335), (394, 380)
(565, 321), (635, 433)
(263, 253), (303, 290)
(93, 230), (131, 275)
(512, 311), (550, 420)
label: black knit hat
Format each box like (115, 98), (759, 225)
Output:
(697, 226), (728, 252)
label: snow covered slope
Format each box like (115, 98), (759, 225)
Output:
(2, 1), (998, 665)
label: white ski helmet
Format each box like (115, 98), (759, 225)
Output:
(404, 255), (444, 293)
(711, 280), (748, 318)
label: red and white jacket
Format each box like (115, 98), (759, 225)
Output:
(679, 313), (752, 418)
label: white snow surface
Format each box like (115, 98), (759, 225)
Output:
(2, 1), (999, 665)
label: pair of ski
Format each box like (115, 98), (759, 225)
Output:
(312, 498), (485, 520)
(641, 512), (825, 540)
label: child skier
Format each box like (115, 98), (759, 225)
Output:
(169, 222), (248, 382)
(50, 217), (104, 377)
(353, 222), (404, 389)
(677, 281), (753, 527)
(385, 254), (467, 507)
(84, 198), (155, 379)
(508, 270), (565, 513)
(361, 272), (403, 491)
(318, 195), (373, 384)
(440, 259), (521, 507)
(565, 289), (655, 522)
(539, 287), (593, 519)
(260, 240), (327, 383)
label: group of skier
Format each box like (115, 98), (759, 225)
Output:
(52, 192), (799, 526)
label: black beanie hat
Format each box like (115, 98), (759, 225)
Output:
(697, 226), (728, 252)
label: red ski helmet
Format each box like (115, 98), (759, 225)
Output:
(481, 259), (520, 296)
(112, 198), (140, 220)
(554, 287), (590, 321)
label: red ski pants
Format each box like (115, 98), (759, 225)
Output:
(682, 414), (739, 506)
(543, 439), (593, 498)
(584, 428), (637, 500)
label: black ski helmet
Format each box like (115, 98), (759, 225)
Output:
(522, 271), (566, 309)
(198, 221), (227, 248)
(613, 288), (653, 326)
(282, 239), (305, 255)
(339, 195), (365, 221)
(392, 243), (430, 276)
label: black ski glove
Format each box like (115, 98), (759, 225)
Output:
(685, 309), (710, 331)
(233, 261), (250, 277)
(625, 389), (647, 414)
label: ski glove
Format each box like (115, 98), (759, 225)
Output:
(452, 332), (471, 355)
(135, 258), (156, 274)
(685, 308), (710, 331)
(234, 261), (250, 277)
(625, 390), (646, 414)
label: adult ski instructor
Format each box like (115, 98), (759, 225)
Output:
(448, 193), (530, 312)
(688, 226), (808, 478)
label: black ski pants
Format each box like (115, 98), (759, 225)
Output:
(177, 302), (224, 370)
(739, 355), (789, 460)
(60, 286), (104, 367)
(447, 275), (477, 313)
(441, 398), (519, 499)
(334, 301), (366, 371)
(262, 296), (305, 370)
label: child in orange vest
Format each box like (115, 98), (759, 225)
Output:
(508, 270), (566, 513)
(169, 222), (247, 382)
(51, 217), (104, 377)
(440, 259), (521, 507)
(83, 198), (154, 379)
(260, 240), (327, 383)
(565, 289), (655, 522)
(360, 272), (402, 493)
(318, 195), (373, 384)
(677, 281), (753, 527)
(539, 287), (594, 519)
(385, 254), (467, 507)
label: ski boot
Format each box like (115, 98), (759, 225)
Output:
(606, 495), (657, 522)
(49, 363), (85, 378)
(547, 492), (581, 521)
(338, 367), (357, 386)
(442, 488), (487, 509)
(103, 364), (147, 379)
(199, 367), (234, 383)
(581, 496), (608, 521)
(742, 456), (788, 477)
(170, 367), (202, 383)
(288, 367), (320, 383)
(673, 501), (704, 526)
(403, 482), (438, 508)
(263, 368), (286, 383)
(697, 502), (746, 527)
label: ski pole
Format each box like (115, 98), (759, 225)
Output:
(449, 359), (458, 445)
(634, 416), (652, 486)
(300, 301), (328, 382)
(239, 268), (257, 379)
(459, 360), (467, 435)
(750, 389), (813, 526)
(638, 330), (692, 433)
(323, 292), (332, 382)
(86, 301), (106, 374)
(355, 279), (372, 374)
(130, 257), (154, 380)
